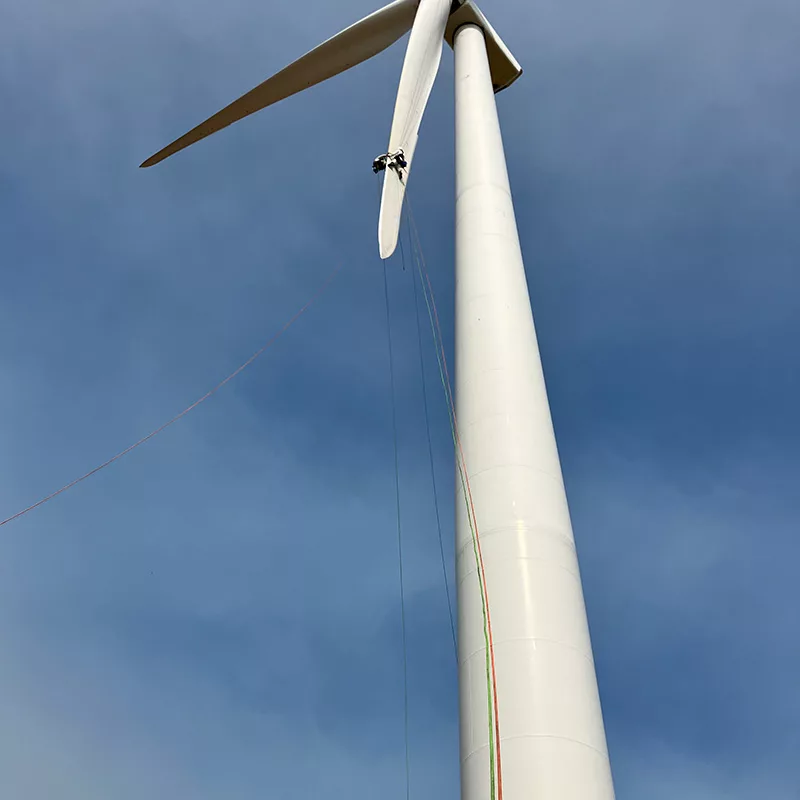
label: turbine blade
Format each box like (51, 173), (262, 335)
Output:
(141, 0), (419, 168)
(377, 0), (451, 259)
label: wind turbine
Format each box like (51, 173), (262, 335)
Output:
(141, 2), (616, 798)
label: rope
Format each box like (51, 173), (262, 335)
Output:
(405, 194), (503, 800)
(0, 264), (341, 530)
(382, 245), (411, 800)
(403, 217), (457, 658)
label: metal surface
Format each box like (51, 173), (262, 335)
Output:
(453, 23), (616, 800)
(377, 0), (452, 259)
(140, 0), (419, 168)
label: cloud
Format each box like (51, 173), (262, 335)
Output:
(1, 0), (799, 797)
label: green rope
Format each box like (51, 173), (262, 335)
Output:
(405, 206), (498, 800)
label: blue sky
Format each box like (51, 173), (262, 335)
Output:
(1, 0), (799, 797)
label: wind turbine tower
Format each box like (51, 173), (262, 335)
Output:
(142, 2), (616, 798)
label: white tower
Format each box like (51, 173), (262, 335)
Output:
(452, 21), (615, 800)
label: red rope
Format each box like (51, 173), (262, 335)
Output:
(420, 264), (504, 800)
(407, 200), (503, 799)
(0, 264), (341, 529)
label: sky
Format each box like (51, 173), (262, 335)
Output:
(1, 0), (799, 797)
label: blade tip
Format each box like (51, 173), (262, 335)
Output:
(378, 221), (398, 260)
